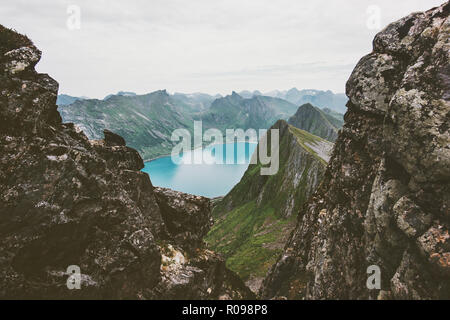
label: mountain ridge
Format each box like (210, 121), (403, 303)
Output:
(199, 92), (299, 133)
(59, 91), (300, 160)
(264, 88), (348, 113)
(58, 89), (196, 160)
(288, 103), (344, 142)
(206, 120), (333, 292)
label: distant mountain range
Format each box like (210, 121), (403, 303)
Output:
(264, 88), (348, 113)
(58, 90), (196, 160)
(230, 88), (348, 114)
(56, 94), (86, 106)
(57, 88), (346, 160)
(58, 87), (347, 113)
(58, 91), (301, 160)
(171, 92), (222, 113)
(198, 91), (298, 132)
(103, 91), (137, 100)
(238, 90), (262, 99)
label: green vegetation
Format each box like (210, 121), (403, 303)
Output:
(58, 91), (299, 160)
(207, 120), (330, 287)
(58, 90), (196, 160)
(288, 126), (328, 165)
(205, 201), (296, 281)
(58, 88), (336, 288)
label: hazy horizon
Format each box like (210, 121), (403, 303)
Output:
(1, 0), (444, 99)
(59, 87), (346, 100)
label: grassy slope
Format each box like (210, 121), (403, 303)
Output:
(206, 121), (328, 284)
(288, 126), (328, 165)
(207, 201), (296, 281)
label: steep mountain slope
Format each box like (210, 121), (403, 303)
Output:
(265, 88), (348, 113)
(206, 120), (333, 292)
(261, 3), (450, 300)
(288, 103), (344, 142)
(0, 25), (253, 299)
(199, 92), (298, 132)
(58, 90), (195, 160)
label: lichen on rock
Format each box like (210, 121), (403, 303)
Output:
(260, 2), (450, 300)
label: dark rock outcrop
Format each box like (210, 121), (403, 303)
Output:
(261, 3), (449, 300)
(153, 187), (213, 254)
(103, 129), (126, 147)
(0, 25), (253, 299)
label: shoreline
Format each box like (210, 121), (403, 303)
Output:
(143, 140), (258, 163)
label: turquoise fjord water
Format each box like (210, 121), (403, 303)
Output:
(142, 142), (257, 198)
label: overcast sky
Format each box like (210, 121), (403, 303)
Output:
(0, 0), (444, 98)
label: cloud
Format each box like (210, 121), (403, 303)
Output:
(0, 0), (445, 97)
(191, 62), (356, 77)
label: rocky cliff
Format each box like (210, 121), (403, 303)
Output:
(206, 120), (333, 293)
(0, 25), (253, 299)
(260, 3), (450, 300)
